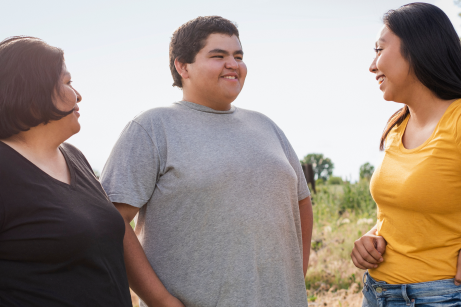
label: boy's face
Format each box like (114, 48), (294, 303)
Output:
(183, 33), (247, 107)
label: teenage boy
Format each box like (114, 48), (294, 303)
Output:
(101, 16), (313, 307)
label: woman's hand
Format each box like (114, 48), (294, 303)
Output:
(351, 224), (386, 270)
(455, 250), (461, 286)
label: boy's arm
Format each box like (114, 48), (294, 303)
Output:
(114, 202), (185, 307)
(299, 196), (313, 277)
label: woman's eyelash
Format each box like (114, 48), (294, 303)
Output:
(374, 48), (383, 52)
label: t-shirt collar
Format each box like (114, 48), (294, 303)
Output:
(178, 100), (236, 114)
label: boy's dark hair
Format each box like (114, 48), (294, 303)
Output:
(169, 16), (239, 88)
(0, 36), (72, 139)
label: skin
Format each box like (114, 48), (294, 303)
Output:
(0, 63), (82, 184)
(299, 196), (314, 277)
(351, 25), (461, 286)
(118, 33), (313, 306)
(175, 33), (247, 111)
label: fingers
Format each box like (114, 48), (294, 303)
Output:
(357, 237), (383, 263)
(350, 234), (387, 270)
(351, 253), (367, 270)
(364, 238), (385, 263)
(455, 250), (461, 286)
(351, 240), (379, 269)
(351, 247), (377, 269)
(375, 236), (387, 255)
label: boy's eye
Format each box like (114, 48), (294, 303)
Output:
(212, 55), (224, 58)
(235, 56), (243, 60)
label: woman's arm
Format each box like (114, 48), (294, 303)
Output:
(351, 224), (386, 269)
(299, 196), (313, 277)
(114, 202), (184, 307)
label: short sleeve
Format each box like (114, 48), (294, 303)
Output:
(100, 121), (160, 208)
(274, 127), (311, 201)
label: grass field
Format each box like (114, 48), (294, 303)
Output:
(130, 180), (375, 307)
(305, 180), (375, 306)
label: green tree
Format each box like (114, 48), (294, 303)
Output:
(301, 153), (334, 181)
(327, 176), (343, 185)
(359, 162), (375, 180)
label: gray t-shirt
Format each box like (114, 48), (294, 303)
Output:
(101, 101), (310, 307)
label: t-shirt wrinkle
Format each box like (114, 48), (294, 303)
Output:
(273, 126), (289, 155)
(132, 119), (163, 177)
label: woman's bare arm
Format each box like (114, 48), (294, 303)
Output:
(114, 202), (184, 307)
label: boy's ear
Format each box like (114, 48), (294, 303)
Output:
(174, 58), (189, 80)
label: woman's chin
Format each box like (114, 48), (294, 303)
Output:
(72, 123), (81, 135)
(66, 122), (81, 138)
(382, 91), (394, 102)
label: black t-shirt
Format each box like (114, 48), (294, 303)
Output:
(0, 142), (131, 307)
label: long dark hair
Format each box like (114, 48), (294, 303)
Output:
(379, 3), (461, 150)
(0, 36), (72, 139)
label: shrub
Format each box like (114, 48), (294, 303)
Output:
(306, 180), (377, 295)
(315, 178), (325, 186)
(327, 176), (343, 185)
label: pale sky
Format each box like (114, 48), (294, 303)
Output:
(1, 0), (460, 181)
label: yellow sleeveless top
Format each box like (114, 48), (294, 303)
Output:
(369, 99), (461, 284)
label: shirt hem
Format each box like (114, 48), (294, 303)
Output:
(106, 194), (147, 208)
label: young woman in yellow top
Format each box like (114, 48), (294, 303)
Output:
(351, 3), (461, 306)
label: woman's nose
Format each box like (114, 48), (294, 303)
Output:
(75, 89), (82, 103)
(369, 57), (378, 73)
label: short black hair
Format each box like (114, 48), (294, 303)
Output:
(169, 16), (239, 88)
(379, 3), (461, 150)
(0, 36), (73, 139)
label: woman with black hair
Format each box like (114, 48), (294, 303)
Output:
(0, 37), (132, 306)
(351, 3), (461, 306)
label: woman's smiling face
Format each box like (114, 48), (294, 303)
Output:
(369, 25), (420, 102)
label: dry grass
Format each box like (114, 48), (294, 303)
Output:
(305, 181), (376, 307)
(305, 216), (371, 307)
(306, 215), (373, 292)
(131, 289), (139, 307)
(308, 287), (363, 307)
